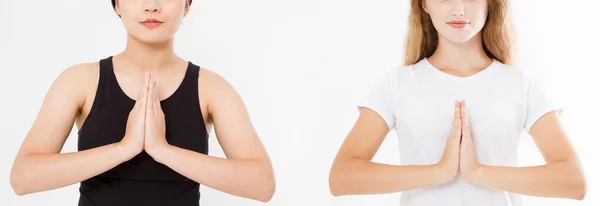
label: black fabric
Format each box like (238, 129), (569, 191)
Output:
(77, 56), (208, 206)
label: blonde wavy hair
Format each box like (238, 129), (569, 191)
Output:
(404, 0), (514, 66)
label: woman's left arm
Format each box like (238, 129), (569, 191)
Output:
(145, 71), (275, 202)
(467, 111), (586, 200)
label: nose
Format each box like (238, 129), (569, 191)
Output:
(452, 11), (465, 17)
(451, 0), (465, 17)
(144, 1), (161, 14)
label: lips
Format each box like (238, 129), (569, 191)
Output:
(140, 19), (163, 28)
(447, 20), (470, 29)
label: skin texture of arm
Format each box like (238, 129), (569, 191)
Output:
(461, 109), (586, 200)
(10, 63), (135, 196)
(145, 70), (275, 202)
(329, 107), (459, 196)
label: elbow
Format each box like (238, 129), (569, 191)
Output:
(256, 187), (275, 202)
(328, 164), (346, 197)
(254, 164), (276, 202)
(10, 158), (38, 196)
(567, 161), (587, 201)
(11, 181), (27, 196)
(10, 172), (30, 196)
(11, 156), (36, 196)
(548, 159), (587, 200)
(329, 157), (361, 197)
(574, 190), (586, 201)
(256, 178), (276, 202)
(561, 163), (587, 201)
(12, 187), (28, 196)
(329, 173), (347, 197)
(329, 177), (342, 197)
(571, 176), (587, 200)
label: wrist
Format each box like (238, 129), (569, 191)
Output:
(148, 143), (172, 164)
(466, 164), (486, 185)
(115, 141), (135, 162)
(433, 163), (456, 183)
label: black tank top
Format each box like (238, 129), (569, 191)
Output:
(76, 56), (209, 206)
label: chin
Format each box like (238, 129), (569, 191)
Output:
(130, 33), (175, 44)
(446, 37), (473, 43)
(440, 32), (477, 44)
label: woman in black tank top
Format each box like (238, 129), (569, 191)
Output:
(10, 1), (275, 205)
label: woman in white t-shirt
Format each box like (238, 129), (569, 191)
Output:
(329, 1), (586, 206)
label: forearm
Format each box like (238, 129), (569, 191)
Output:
(473, 161), (586, 200)
(153, 145), (275, 202)
(10, 143), (129, 195)
(329, 158), (450, 196)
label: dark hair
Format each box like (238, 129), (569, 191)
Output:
(111, 0), (193, 11)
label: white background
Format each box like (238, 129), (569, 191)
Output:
(1, 0), (598, 205)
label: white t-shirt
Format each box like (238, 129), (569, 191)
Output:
(358, 58), (562, 206)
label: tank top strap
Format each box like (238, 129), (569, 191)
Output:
(185, 61), (200, 77)
(99, 56), (115, 74)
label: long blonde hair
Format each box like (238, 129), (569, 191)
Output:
(404, 0), (514, 66)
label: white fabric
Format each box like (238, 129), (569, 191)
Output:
(357, 58), (562, 206)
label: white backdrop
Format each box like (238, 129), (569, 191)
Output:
(1, 0), (598, 205)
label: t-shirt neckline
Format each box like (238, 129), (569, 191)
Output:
(423, 57), (498, 82)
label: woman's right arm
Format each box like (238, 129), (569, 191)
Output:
(329, 104), (462, 196)
(10, 64), (136, 196)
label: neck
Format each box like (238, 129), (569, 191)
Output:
(428, 32), (492, 71)
(116, 35), (180, 72)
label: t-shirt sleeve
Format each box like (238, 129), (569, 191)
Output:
(523, 76), (563, 134)
(357, 68), (398, 131)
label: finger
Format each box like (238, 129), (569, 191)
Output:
(152, 73), (160, 114)
(464, 101), (470, 132)
(454, 100), (460, 120)
(139, 72), (150, 110)
(147, 73), (156, 112)
(461, 101), (465, 134)
(143, 72), (150, 108)
(135, 72), (147, 108)
(461, 101), (470, 138)
(452, 100), (462, 137)
(153, 74), (161, 114)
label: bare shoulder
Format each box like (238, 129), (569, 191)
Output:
(58, 62), (98, 86)
(197, 68), (244, 117)
(198, 68), (239, 98)
(198, 68), (233, 88)
(16, 62), (100, 156)
(52, 62), (100, 108)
